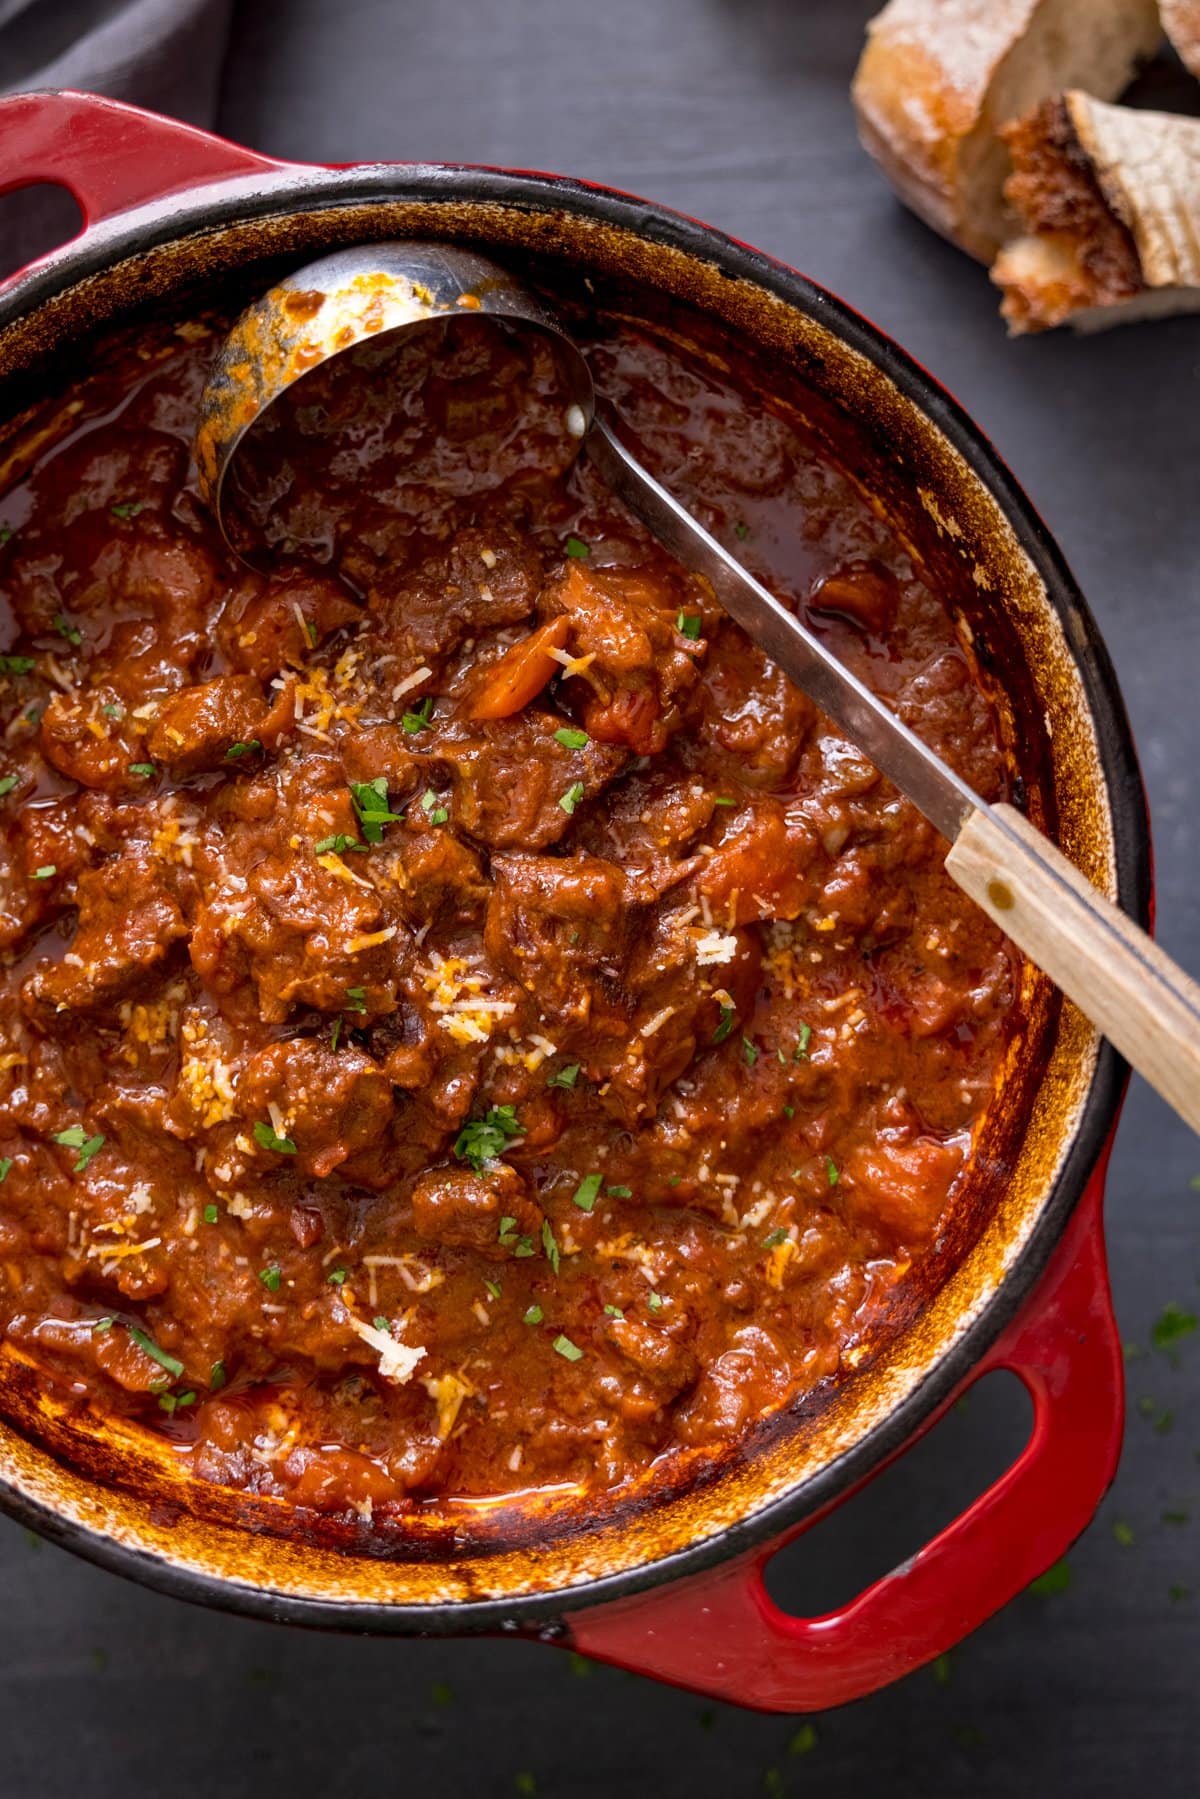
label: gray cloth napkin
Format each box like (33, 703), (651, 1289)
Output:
(0, 0), (234, 274)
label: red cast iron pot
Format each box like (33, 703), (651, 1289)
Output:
(0, 91), (1151, 1713)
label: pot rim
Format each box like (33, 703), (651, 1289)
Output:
(0, 155), (1150, 1633)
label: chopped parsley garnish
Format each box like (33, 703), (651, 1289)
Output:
(676, 611), (702, 640)
(32, 865), (56, 880)
(91, 1316), (114, 1334)
(1113, 1519), (1135, 1547)
(454, 1105), (524, 1172)
(158, 1389), (196, 1415)
(402, 698), (433, 734)
(0, 655), (35, 676)
(1027, 1558), (1071, 1596)
(763, 1228), (789, 1249)
(102, 702), (124, 720)
(345, 986), (367, 1014)
(110, 500), (146, 520)
(553, 1334), (583, 1361)
(796, 1023), (812, 1060)
(0, 525), (11, 545)
(253, 1120), (297, 1156)
(0, 775), (16, 798)
(712, 795), (735, 806)
(783, 1104), (795, 1120)
(542, 1218), (561, 1274)
(604, 1304), (625, 1319)
(523, 1304), (544, 1326)
(225, 739), (261, 760)
(53, 1124), (105, 1170)
(1151, 1302), (1197, 1356)
(1162, 1509), (1190, 1525)
(259, 1265), (282, 1292)
(712, 1004), (737, 1044)
(127, 1324), (184, 1379)
(0, 1158), (11, 1183)
(742, 1036), (758, 1068)
(53, 613), (82, 646)
(825, 1156), (840, 1187)
(327, 1267), (348, 1286)
(606, 1184), (632, 1199)
(734, 521), (750, 541)
(788, 1723), (817, 1757)
(564, 534), (590, 559)
(417, 780), (446, 823)
(210, 1361), (227, 1391)
(314, 833), (365, 855)
(128, 762), (156, 778)
(484, 1279), (502, 1300)
(203, 1203), (219, 1225)
(558, 781), (585, 815)
(648, 1291), (664, 1313)
(373, 1316), (390, 1332)
(572, 1173), (602, 1212)
(547, 1062), (580, 1091)
(330, 1017), (342, 1052)
(350, 776), (402, 843)
(554, 726), (589, 750)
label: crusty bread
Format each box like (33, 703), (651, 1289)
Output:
(852, 0), (1162, 261)
(1159, 0), (1200, 79)
(992, 92), (1200, 330)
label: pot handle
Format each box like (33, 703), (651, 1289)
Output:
(566, 1160), (1122, 1710)
(0, 89), (286, 235)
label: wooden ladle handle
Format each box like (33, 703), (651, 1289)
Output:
(946, 802), (1200, 1134)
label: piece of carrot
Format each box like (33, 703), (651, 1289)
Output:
(467, 616), (571, 721)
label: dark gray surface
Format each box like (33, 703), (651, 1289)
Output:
(2, 2), (1198, 1793)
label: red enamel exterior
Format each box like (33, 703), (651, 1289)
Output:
(0, 88), (1134, 1710)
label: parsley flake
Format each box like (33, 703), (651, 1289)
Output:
(742, 1036), (758, 1068)
(547, 1062), (580, 1091)
(0, 1158), (11, 1183)
(554, 726), (589, 750)
(648, 1291), (664, 1313)
(454, 1105), (524, 1172)
(0, 656), (35, 676)
(604, 1304), (624, 1319)
(523, 1304), (544, 1326)
(327, 1267), (348, 1286)
(259, 1265), (282, 1292)
(676, 611), (702, 640)
(606, 1184), (632, 1199)
(564, 534), (590, 559)
(253, 1120), (297, 1156)
(796, 1023), (812, 1060)
(712, 795), (735, 806)
(484, 1279), (502, 1300)
(225, 739), (261, 760)
(788, 1723), (817, 1756)
(210, 1361), (227, 1391)
(1152, 1302), (1197, 1356)
(373, 1316), (390, 1332)
(0, 775), (17, 798)
(734, 521), (750, 541)
(350, 776), (401, 843)
(763, 1228), (789, 1249)
(110, 500), (146, 520)
(330, 1017), (342, 1052)
(558, 780), (585, 815)
(127, 1324), (183, 1378)
(542, 1218), (561, 1274)
(314, 833), (365, 855)
(53, 1124), (105, 1171)
(1027, 1558), (1071, 1596)
(553, 1333), (583, 1361)
(402, 698), (433, 734)
(102, 702), (124, 720)
(203, 1203), (219, 1225)
(32, 864), (56, 880)
(826, 1156), (840, 1187)
(712, 1003), (737, 1045)
(1113, 1519), (1135, 1547)
(128, 762), (156, 778)
(345, 986), (367, 1014)
(53, 613), (82, 646)
(572, 1173), (602, 1212)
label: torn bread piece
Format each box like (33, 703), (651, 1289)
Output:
(1160, 0), (1200, 81)
(852, 0), (1162, 262)
(992, 92), (1200, 331)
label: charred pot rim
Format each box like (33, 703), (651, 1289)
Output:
(0, 158), (1149, 1632)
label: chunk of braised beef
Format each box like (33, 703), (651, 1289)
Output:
(24, 852), (188, 1017)
(437, 711), (627, 850)
(807, 558), (901, 637)
(240, 1038), (394, 1179)
(367, 522), (543, 667)
(682, 620), (816, 789)
(216, 567), (361, 679)
(539, 560), (706, 754)
(606, 1315), (699, 1401)
(409, 1162), (542, 1262)
(485, 852), (632, 1031)
(147, 673), (295, 776)
(38, 690), (152, 794)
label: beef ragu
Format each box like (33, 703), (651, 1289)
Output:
(0, 296), (1022, 1526)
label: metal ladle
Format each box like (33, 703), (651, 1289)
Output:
(194, 239), (1200, 1136)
